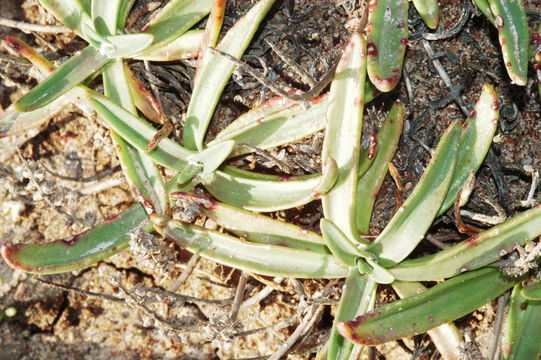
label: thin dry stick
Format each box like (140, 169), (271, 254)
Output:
(169, 254), (200, 292)
(0, 17), (71, 33)
(143, 60), (173, 152)
(211, 47), (337, 103)
(240, 285), (274, 311)
(36, 277), (124, 303)
(242, 144), (295, 174)
(267, 304), (325, 360)
(79, 177), (126, 195)
(140, 286), (233, 306)
(230, 272), (248, 323)
(264, 39), (317, 87)
(488, 291), (510, 360)
(17, 146), (89, 226)
(420, 39), (470, 116)
(111, 275), (199, 333)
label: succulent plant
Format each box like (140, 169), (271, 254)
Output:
(1, 1), (541, 359)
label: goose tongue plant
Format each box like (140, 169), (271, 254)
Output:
(2, 1), (541, 359)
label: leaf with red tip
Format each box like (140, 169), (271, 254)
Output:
(390, 205), (541, 281)
(365, 0), (408, 92)
(337, 268), (517, 345)
(355, 101), (404, 234)
(321, 31), (367, 245)
(438, 83), (499, 215)
(485, 0), (529, 85)
(367, 121), (461, 266)
(183, 0), (277, 150)
(1, 205), (147, 274)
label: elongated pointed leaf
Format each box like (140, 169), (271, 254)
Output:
(486, 0), (529, 85)
(194, 0), (227, 82)
(170, 192), (329, 254)
(522, 281), (541, 300)
(356, 102), (404, 234)
(328, 269), (376, 360)
(0, 38), (89, 136)
(102, 33), (154, 58)
(36, 0), (93, 36)
(337, 268), (517, 345)
(0, 97), (71, 137)
(210, 83), (379, 157)
(438, 84), (499, 215)
(131, 30), (203, 61)
(366, 0), (408, 92)
(92, 0), (123, 35)
(393, 281), (464, 360)
(88, 95), (234, 175)
(320, 219), (362, 267)
(502, 285), (541, 360)
(390, 205), (541, 281)
(209, 94), (329, 157)
(367, 122), (461, 266)
(103, 60), (169, 219)
(1, 205), (147, 274)
(138, 0), (213, 52)
(473, 0), (496, 24)
(183, 0), (277, 150)
(413, 0), (440, 29)
(321, 31), (367, 245)
(124, 64), (163, 123)
(204, 160), (338, 212)
(117, 0), (136, 30)
(15, 46), (109, 112)
(163, 220), (348, 279)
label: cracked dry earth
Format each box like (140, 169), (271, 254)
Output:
(1, 0), (541, 359)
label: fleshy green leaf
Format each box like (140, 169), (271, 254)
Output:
(366, 0), (408, 92)
(103, 60), (169, 219)
(0, 205), (147, 274)
(138, 0), (213, 52)
(209, 83), (379, 157)
(502, 285), (541, 360)
(393, 281), (464, 360)
(183, 0), (277, 150)
(88, 94), (234, 175)
(328, 269), (376, 360)
(355, 102), (404, 234)
(412, 0), (440, 29)
(522, 281), (541, 300)
(101, 34), (154, 58)
(367, 121), (461, 266)
(486, 0), (529, 85)
(209, 94), (328, 156)
(163, 220), (348, 279)
(390, 205), (541, 281)
(35, 0), (93, 36)
(337, 267), (517, 345)
(170, 192), (329, 254)
(321, 30), (367, 245)
(438, 83), (499, 215)
(473, 0), (496, 24)
(15, 46), (109, 112)
(131, 30), (203, 61)
(92, 0), (123, 35)
(203, 160), (338, 212)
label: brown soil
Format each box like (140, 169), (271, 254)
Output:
(1, 0), (540, 359)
